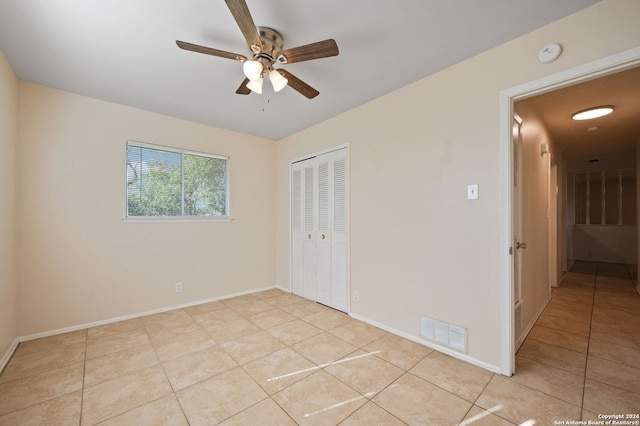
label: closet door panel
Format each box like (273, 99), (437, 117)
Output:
(302, 163), (317, 301)
(291, 166), (304, 296)
(316, 157), (332, 306)
(331, 150), (349, 312)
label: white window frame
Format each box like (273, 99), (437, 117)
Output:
(124, 140), (231, 222)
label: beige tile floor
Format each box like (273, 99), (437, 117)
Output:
(1, 261), (639, 425)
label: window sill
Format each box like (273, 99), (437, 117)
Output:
(122, 216), (234, 224)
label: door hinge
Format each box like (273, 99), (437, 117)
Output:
(509, 247), (513, 255)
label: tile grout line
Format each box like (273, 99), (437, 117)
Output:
(144, 317), (192, 425)
(509, 266), (599, 417)
(78, 330), (88, 426)
(235, 297), (356, 425)
(523, 334), (590, 357)
(465, 373), (524, 426)
(205, 294), (317, 424)
(582, 265), (640, 399)
(579, 264), (598, 419)
(86, 317), (188, 424)
(257, 304), (405, 425)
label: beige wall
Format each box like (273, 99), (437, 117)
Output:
(0, 50), (18, 357)
(16, 83), (277, 336)
(276, 0), (640, 370)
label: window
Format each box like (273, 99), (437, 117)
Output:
(574, 168), (636, 225)
(126, 141), (229, 218)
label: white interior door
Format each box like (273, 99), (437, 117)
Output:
(290, 147), (349, 312)
(549, 160), (559, 288)
(513, 116), (524, 348)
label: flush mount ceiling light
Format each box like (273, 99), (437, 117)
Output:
(571, 106), (614, 121)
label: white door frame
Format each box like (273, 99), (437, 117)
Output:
(499, 47), (640, 376)
(549, 159), (559, 289)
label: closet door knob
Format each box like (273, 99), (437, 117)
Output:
(308, 234), (312, 239)
(321, 234), (326, 240)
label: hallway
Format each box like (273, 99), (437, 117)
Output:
(515, 261), (640, 418)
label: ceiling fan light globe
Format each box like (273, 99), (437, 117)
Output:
(243, 60), (263, 80)
(246, 77), (263, 94)
(269, 69), (288, 92)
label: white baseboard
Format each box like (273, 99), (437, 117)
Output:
(349, 313), (503, 375)
(0, 338), (20, 374)
(17, 285), (283, 343)
(7, 286), (514, 380)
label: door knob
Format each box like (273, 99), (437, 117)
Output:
(308, 234), (312, 239)
(321, 234), (326, 240)
(516, 242), (527, 249)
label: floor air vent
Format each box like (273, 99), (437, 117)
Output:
(420, 316), (467, 353)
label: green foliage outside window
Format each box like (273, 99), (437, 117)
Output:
(127, 142), (228, 217)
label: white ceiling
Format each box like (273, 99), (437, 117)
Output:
(0, 0), (601, 140)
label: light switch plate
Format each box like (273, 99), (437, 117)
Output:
(467, 184), (479, 200)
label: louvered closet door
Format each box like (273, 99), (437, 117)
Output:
(330, 149), (349, 312)
(302, 162), (318, 301)
(291, 165), (304, 297)
(290, 147), (349, 312)
(316, 157), (332, 307)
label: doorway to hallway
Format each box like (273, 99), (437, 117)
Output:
(500, 47), (640, 376)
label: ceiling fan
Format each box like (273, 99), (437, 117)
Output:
(176, 0), (339, 99)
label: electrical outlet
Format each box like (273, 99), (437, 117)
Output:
(353, 290), (360, 302)
(175, 282), (183, 293)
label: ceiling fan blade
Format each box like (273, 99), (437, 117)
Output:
(224, 0), (263, 53)
(279, 70), (319, 99)
(236, 78), (251, 95)
(275, 39), (339, 64)
(176, 40), (247, 62)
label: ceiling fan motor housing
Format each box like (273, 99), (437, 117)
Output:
(255, 27), (283, 63)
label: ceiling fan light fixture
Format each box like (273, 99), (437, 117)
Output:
(269, 69), (288, 92)
(243, 60), (263, 81)
(177, 1), (339, 99)
(571, 106), (614, 121)
(246, 76), (263, 94)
